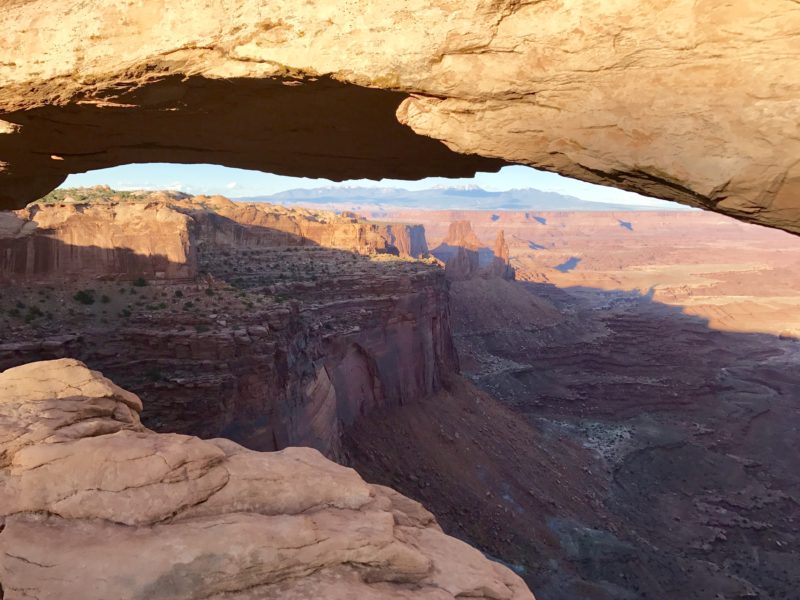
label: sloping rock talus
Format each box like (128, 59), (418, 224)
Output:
(2, 1), (799, 234)
(0, 358), (535, 600)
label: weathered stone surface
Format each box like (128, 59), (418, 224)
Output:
(0, 358), (534, 600)
(434, 221), (514, 280)
(0, 197), (197, 282)
(485, 230), (515, 281)
(1, 1), (799, 233)
(0, 194), (456, 458)
(0, 191), (428, 283)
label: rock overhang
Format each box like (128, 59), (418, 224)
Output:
(1, 0), (799, 233)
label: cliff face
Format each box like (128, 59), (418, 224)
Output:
(0, 358), (534, 600)
(2, 1), (799, 235)
(0, 201), (197, 282)
(0, 194), (453, 458)
(484, 230), (516, 281)
(0, 194), (429, 284)
(386, 223), (429, 259)
(189, 198), (428, 257)
(433, 221), (515, 282)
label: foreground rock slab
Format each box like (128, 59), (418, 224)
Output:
(0, 359), (534, 600)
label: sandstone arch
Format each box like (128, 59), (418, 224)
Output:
(2, 0), (799, 233)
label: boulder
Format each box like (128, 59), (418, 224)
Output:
(0, 359), (534, 600)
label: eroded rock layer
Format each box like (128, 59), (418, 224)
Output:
(0, 358), (534, 600)
(344, 207), (800, 598)
(2, 1), (799, 233)
(0, 189), (427, 283)
(0, 193), (455, 458)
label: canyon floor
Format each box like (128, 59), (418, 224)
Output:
(345, 209), (800, 599)
(3, 196), (800, 599)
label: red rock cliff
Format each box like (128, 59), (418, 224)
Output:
(0, 194), (456, 458)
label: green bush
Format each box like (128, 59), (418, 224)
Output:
(25, 305), (44, 323)
(145, 368), (163, 382)
(132, 277), (148, 287)
(73, 289), (95, 305)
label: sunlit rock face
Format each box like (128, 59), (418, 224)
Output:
(0, 192), (427, 283)
(0, 359), (535, 600)
(2, 1), (799, 233)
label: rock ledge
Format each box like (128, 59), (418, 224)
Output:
(0, 359), (534, 600)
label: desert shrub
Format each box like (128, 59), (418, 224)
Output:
(132, 277), (148, 287)
(25, 305), (44, 323)
(145, 368), (163, 382)
(100, 295), (111, 304)
(174, 290), (183, 298)
(73, 289), (95, 305)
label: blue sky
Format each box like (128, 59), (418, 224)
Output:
(62, 163), (679, 208)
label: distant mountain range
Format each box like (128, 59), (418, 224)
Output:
(235, 186), (691, 212)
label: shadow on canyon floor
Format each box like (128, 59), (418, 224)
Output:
(345, 279), (800, 600)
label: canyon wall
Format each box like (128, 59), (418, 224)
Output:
(0, 194), (429, 284)
(0, 194), (454, 458)
(0, 201), (197, 282)
(188, 196), (429, 257)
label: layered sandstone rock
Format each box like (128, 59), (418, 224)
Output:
(1, 1), (799, 234)
(435, 221), (482, 280)
(0, 358), (534, 600)
(434, 221), (514, 281)
(0, 199), (197, 282)
(485, 230), (515, 281)
(0, 195), (453, 457)
(0, 191), (427, 283)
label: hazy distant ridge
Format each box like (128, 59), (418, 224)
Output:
(236, 186), (692, 211)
